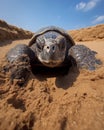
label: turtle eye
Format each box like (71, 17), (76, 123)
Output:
(60, 40), (65, 49)
(36, 39), (45, 51)
(57, 37), (66, 50)
(36, 43), (42, 50)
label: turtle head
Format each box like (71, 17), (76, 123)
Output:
(35, 35), (67, 67)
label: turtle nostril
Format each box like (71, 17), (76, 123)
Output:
(47, 46), (49, 49)
(52, 46), (55, 51)
(52, 46), (56, 52)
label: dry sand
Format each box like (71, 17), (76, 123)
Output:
(0, 20), (33, 42)
(0, 21), (104, 130)
(69, 24), (104, 42)
(0, 39), (104, 130)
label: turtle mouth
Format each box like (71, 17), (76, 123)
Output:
(38, 54), (64, 67)
(41, 60), (62, 67)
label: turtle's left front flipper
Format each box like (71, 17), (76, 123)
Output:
(69, 45), (102, 70)
(4, 44), (34, 86)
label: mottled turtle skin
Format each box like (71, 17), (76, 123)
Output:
(5, 26), (101, 85)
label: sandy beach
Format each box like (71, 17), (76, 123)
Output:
(0, 21), (104, 130)
(0, 38), (104, 130)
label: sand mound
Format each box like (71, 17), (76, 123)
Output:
(0, 20), (33, 42)
(0, 22), (104, 130)
(69, 24), (104, 42)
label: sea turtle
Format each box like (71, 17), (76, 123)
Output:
(5, 26), (101, 85)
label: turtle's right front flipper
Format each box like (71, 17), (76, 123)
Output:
(4, 44), (34, 86)
(69, 45), (102, 71)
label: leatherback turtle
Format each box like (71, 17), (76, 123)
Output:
(5, 26), (101, 85)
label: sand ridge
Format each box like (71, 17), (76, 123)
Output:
(69, 24), (104, 42)
(0, 20), (33, 42)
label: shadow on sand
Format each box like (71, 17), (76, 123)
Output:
(33, 66), (79, 89)
(55, 67), (79, 89)
(0, 40), (13, 47)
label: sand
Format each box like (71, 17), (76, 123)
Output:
(0, 39), (104, 130)
(0, 20), (33, 42)
(0, 21), (104, 130)
(69, 24), (104, 42)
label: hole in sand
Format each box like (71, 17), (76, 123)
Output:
(7, 97), (26, 112)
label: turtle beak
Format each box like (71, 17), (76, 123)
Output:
(46, 44), (56, 53)
(44, 44), (56, 59)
